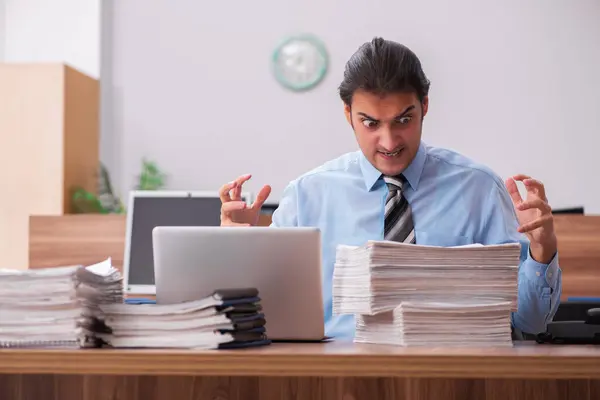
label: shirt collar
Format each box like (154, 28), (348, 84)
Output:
(359, 141), (427, 192)
(401, 141), (427, 191)
(359, 151), (384, 191)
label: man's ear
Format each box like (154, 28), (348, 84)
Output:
(344, 103), (353, 127)
(421, 96), (429, 119)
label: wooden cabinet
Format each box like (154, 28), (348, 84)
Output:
(0, 63), (99, 270)
(28, 213), (274, 271)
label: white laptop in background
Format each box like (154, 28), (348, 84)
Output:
(152, 226), (326, 341)
(122, 190), (252, 295)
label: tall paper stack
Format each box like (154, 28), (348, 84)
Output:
(333, 241), (521, 347)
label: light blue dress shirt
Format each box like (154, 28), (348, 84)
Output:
(271, 141), (562, 339)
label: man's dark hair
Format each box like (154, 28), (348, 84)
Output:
(338, 37), (430, 106)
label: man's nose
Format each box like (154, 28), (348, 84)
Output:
(379, 127), (399, 151)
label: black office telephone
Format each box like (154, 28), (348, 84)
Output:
(537, 306), (600, 344)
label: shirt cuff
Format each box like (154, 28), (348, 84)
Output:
(521, 248), (560, 289)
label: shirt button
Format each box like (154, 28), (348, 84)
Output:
(548, 272), (553, 277)
(536, 271), (541, 277)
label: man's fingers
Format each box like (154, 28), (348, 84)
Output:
(219, 174), (253, 203)
(516, 197), (551, 214)
(517, 214), (552, 233)
(251, 185), (272, 209)
(504, 178), (523, 205)
(232, 174), (253, 200)
(523, 178), (547, 201)
(231, 185), (242, 201)
(221, 201), (247, 213)
(219, 182), (234, 203)
(511, 174), (532, 182)
(234, 174), (252, 186)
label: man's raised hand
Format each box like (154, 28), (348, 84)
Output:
(219, 174), (271, 226)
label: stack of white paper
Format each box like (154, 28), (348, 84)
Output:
(97, 292), (267, 349)
(355, 301), (514, 347)
(0, 259), (122, 348)
(333, 241), (521, 346)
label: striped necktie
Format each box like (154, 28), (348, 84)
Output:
(384, 175), (416, 244)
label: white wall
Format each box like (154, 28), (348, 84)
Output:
(0, 0), (5, 61)
(101, 0), (598, 212)
(3, 0), (100, 78)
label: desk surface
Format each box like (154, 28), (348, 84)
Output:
(1, 342), (599, 379)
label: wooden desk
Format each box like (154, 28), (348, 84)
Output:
(0, 342), (598, 400)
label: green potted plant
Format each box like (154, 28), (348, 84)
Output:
(71, 158), (167, 214)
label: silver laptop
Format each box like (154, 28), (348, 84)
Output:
(152, 226), (325, 341)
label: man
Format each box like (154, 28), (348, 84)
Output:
(219, 37), (561, 340)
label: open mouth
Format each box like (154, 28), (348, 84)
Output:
(378, 148), (402, 157)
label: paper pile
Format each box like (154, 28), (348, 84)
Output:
(355, 301), (514, 347)
(0, 259), (122, 348)
(98, 288), (270, 349)
(333, 241), (521, 347)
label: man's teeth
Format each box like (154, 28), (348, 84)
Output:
(381, 150), (400, 156)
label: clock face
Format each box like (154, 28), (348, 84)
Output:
(272, 35), (328, 92)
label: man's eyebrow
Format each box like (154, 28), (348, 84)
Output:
(357, 112), (378, 121)
(395, 105), (416, 118)
(356, 105), (416, 122)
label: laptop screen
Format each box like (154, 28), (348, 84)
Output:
(127, 195), (243, 287)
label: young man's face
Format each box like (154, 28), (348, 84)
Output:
(345, 90), (428, 177)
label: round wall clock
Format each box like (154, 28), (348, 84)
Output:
(272, 34), (329, 92)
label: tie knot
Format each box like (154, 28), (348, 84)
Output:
(383, 175), (404, 191)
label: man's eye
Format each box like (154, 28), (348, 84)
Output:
(396, 116), (412, 124)
(361, 119), (378, 128)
